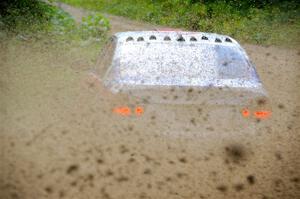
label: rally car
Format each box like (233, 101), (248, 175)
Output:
(92, 31), (271, 134)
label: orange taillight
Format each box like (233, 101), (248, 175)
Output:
(113, 106), (131, 116)
(242, 109), (250, 118)
(242, 108), (271, 119)
(135, 107), (144, 116)
(254, 110), (271, 119)
(113, 106), (144, 116)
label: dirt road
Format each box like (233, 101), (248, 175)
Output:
(1, 3), (299, 199)
(57, 3), (165, 33)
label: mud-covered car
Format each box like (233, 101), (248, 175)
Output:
(92, 31), (271, 135)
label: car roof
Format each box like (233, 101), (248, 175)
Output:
(100, 31), (266, 105)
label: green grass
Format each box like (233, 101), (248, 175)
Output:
(59, 0), (300, 48)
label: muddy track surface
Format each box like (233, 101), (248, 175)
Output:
(1, 3), (300, 199)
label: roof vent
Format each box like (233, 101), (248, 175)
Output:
(201, 36), (208, 40)
(190, 36), (197, 41)
(215, 38), (222, 43)
(177, 35), (185, 42)
(164, 36), (171, 41)
(225, 38), (232, 42)
(149, 35), (156, 40)
(137, 37), (144, 41)
(126, 37), (134, 42)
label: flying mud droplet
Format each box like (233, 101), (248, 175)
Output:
(178, 157), (187, 163)
(247, 175), (256, 185)
(115, 176), (129, 183)
(97, 158), (104, 164)
(176, 172), (188, 179)
(224, 144), (247, 164)
(105, 169), (114, 177)
(278, 103), (285, 109)
(233, 183), (244, 192)
(44, 186), (53, 194)
(143, 168), (152, 175)
(216, 185), (227, 192)
(66, 164), (79, 175)
(257, 98), (266, 106)
(119, 145), (129, 154)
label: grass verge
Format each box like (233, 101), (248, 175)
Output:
(59, 0), (300, 48)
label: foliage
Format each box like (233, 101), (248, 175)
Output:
(60, 0), (300, 47)
(79, 13), (110, 39)
(0, 0), (110, 42)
